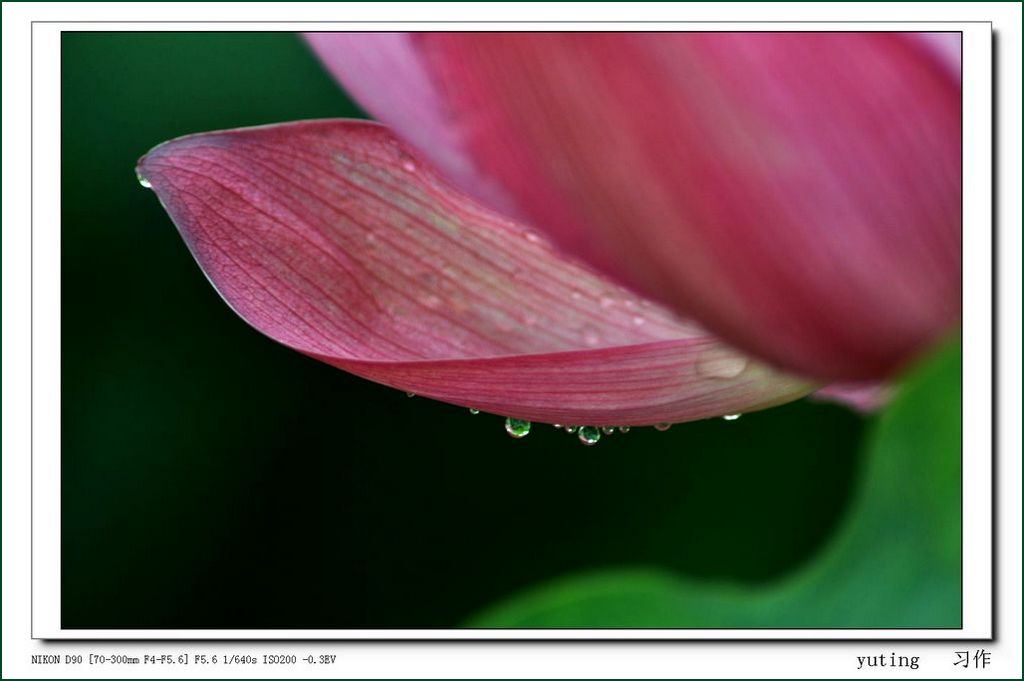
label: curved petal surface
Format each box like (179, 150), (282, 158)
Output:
(137, 119), (813, 425)
(308, 32), (961, 381)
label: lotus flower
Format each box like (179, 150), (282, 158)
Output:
(136, 32), (960, 431)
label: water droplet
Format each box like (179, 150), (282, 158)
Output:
(578, 426), (601, 446)
(136, 171), (151, 189)
(601, 426), (616, 435)
(581, 327), (601, 347)
(722, 413), (742, 421)
(401, 157), (417, 172)
(563, 425), (578, 433)
(365, 232), (377, 245)
(420, 293), (443, 309)
(631, 315), (646, 326)
(468, 408), (480, 415)
(697, 352), (749, 379)
(570, 289), (583, 301)
(619, 426), (631, 433)
(523, 230), (542, 243)
(505, 417), (531, 439)
(552, 424), (563, 429)
(406, 391), (416, 398)
(654, 422), (672, 431)
(599, 296), (615, 309)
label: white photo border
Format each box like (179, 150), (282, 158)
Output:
(32, 18), (991, 639)
(30, 19), (992, 641)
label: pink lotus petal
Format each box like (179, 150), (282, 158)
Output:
(137, 119), (814, 425)
(310, 32), (961, 381)
(303, 32), (522, 219)
(811, 382), (892, 413)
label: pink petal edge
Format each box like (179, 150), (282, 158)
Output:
(308, 32), (961, 382)
(811, 382), (892, 413)
(137, 119), (814, 425)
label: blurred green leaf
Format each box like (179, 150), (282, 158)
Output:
(468, 338), (962, 628)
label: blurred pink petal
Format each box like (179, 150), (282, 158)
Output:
(137, 120), (813, 425)
(812, 382), (892, 413)
(909, 32), (962, 82)
(308, 32), (961, 381)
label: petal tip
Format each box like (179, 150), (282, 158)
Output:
(138, 118), (818, 425)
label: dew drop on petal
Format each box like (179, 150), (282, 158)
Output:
(136, 171), (152, 189)
(631, 315), (646, 327)
(619, 426), (631, 433)
(406, 391), (416, 398)
(697, 351), (749, 379)
(564, 426), (578, 433)
(599, 295), (615, 309)
(601, 426), (616, 435)
(468, 408), (480, 415)
(523, 230), (542, 243)
(654, 422), (672, 431)
(723, 413), (742, 421)
(581, 327), (601, 347)
(505, 417), (531, 439)
(578, 426), (601, 446)
(420, 293), (443, 309)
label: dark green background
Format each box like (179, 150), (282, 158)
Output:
(61, 32), (866, 629)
